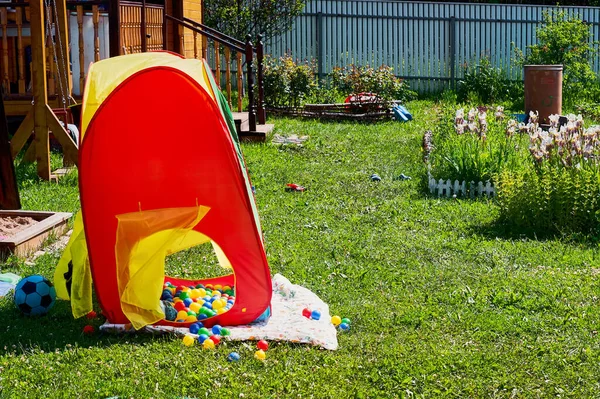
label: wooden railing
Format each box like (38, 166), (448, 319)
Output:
(120, 1), (163, 54)
(166, 15), (267, 130)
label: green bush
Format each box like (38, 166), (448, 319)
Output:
(457, 57), (523, 105)
(262, 54), (317, 108)
(514, 9), (598, 104)
(496, 113), (600, 235)
(329, 64), (417, 104)
(428, 106), (528, 183)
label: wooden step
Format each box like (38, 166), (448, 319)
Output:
(232, 111), (273, 142)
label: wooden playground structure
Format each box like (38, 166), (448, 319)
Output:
(2, 0), (269, 181)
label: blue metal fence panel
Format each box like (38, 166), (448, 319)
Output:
(266, 1), (600, 92)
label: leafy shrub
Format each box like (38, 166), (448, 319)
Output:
(428, 106), (528, 183)
(496, 112), (600, 235)
(329, 65), (417, 104)
(457, 57), (523, 105)
(262, 54), (317, 108)
(513, 9), (598, 104)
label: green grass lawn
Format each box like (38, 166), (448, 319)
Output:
(1, 100), (600, 398)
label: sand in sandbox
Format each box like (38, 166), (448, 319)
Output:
(0, 216), (38, 239)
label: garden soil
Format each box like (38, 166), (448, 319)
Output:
(0, 216), (37, 238)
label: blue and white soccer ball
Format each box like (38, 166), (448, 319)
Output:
(13, 275), (56, 316)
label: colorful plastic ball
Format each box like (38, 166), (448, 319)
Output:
(341, 318), (351, 325)
(179, 291), (190, 300)
(174, 301), (186, 312)
(183, 298), (193, 307)
(212, 299), (225, 310)
(182, 335), (195, 346)
(331, 315), (342, 326)
(205, 284), (214, 289)
(254, 349), (266, 361)
(339, 323), (350, 331)
(185, 315), (197, 322)
(176, 310), (188, 320)
(227, 352), (240, 362)
(203, 302), (213, 310)
(302, 308), (312, 318)
(197, 334), (209, 344)
(86, 310), (98, 319)
(197, 314), (208, 321)
(189, 302), (202, 313)
(189, 323), (201, 334)
(209, 335), (221, 345)
(216, 308), (227, 315)
(257, 340), (269, 351)
(214, 284), (223, 291)
(212, 325), (223, 335)
(203, 339), (215, 349)
(195, 284), (205, 289)
(220, 328), (231, 336)
(83, 325), (95, 335)
(311, 310), (321, 320)
(198, 327), (211, 336)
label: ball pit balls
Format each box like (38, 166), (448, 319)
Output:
(228, 352), (240, 362)
(189, 323), (201, 334)
(339, 322), (350, 331)
(203, 339), (216, 349)
(197, 334), (209, 344)
(254, 349), (266, 361)
(182, 335), (195, 346)
(331, 315), (342, 326)
(311, 310), (321, 320)
(302, 308), (312, 318)
(221, 328), (231, 336)
(198, 327), (211, 336)
(212, 325), (223, 335)
(209, 335), (221, 345)
(162, 282), (236, 323)
(341, 317), (351, 325)
(257, 340), (269, 351)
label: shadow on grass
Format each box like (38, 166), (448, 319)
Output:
(470, 218), (600, 248)
(0, 297), (167, 353)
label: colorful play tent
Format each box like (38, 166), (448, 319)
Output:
(54, 52), (272, 330)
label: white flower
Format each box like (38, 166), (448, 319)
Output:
(548, 114), (560, 128)
(467, 108), (476, 123)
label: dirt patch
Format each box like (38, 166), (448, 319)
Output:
(0, 216), (38, 239)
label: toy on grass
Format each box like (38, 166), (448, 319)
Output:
(257, 340), (269, 351)
(310, 310), (321, 320)
(13, 275), (56, 316)
(209, 335), (221, 345)
(254, 349), (266, 361)
(197, 334), (209, 344)
(228, 352), (240, 362)
(203, 339), (216, 349)
(302, 308), (312, 318)
(285, 183), (306, 192)
(83, 325), (95, 335)
(341, 317), (351, 325)
(189, 323), (201, 334)
(212, 325), (222, 335)
(370, 174), (381, 182)
(86, 310), (98, 319)
(331, 315), (342, 326)
(182, 335), (195, 346)
(339, 323), (350, 331)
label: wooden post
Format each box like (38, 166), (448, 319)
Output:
(236, 52), (242, 112)
(55, 0), (72, 100)
(214, 41), (220, 88)
(141, 0), (147, 52)
(93, 5), (100, 62)
(109, 0), (122, 56)
(1, 9), (9, 94)
(245, 35), (256, 132)
(0, 94), (20, 210)
(225, 47), (231, 108)
(30, 0), (51, 180)
(256, 34), (266, 125)
(16, 8), (25, 94)
(162, 8), (167, 50)
(77, 6), (85, 93)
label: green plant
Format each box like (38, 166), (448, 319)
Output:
(428, 106), (528, 183)
(262, 54), (317, 108)
(457, 57), (522, 105)
(329, 64), (417, 104)
(513, 9), (598, 104)
(497, 112), (600, 235)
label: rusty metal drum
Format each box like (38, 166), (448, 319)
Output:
(524, 65), (563, 125)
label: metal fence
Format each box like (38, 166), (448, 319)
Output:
(266, 1), (600, 92)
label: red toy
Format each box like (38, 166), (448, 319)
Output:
(285, 183), (306, 192)
(257, 340), (269, 351)
(83, 325), (95, 335)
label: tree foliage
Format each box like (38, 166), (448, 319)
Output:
(203, 0), (306, 42)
